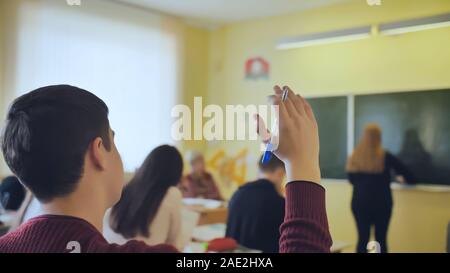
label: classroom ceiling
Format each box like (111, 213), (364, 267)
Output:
(115, 0), (349, 27)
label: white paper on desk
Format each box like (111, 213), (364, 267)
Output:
(180, 208), (201, 248)
(0, 212), (16, 226)
(183, 242), (206, 253)
(182, 198), (223, 209)
(192, 223), (226, 242)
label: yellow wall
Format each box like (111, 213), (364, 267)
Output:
(178, 25), (210, 154)
(203, 0), (450, 252)
(208, 0), (450, 101)
(0, 0), (12, 176)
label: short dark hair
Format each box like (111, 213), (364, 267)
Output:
(1, 85), (111, 203)
(258, 153), (285, 173)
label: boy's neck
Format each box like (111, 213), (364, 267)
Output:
(257, 173), (278, 185)
(257, 173), (284, 197)
(41, 188), (107, 232)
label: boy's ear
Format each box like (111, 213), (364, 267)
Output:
(89, 137), (107, 170)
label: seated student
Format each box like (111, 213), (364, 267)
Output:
(179, 151), (222, 200)
(0, 85), (176, 253)
(0, 84), (331, 253)
(103, 145), (184, 250)
(5, 190), (35, 233)
(226, 155), (285, 253)
(0, 176), (26, 211)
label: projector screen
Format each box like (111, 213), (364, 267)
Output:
(5, 0), (180, 172)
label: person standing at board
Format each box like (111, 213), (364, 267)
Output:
(347, 124), (416, 253)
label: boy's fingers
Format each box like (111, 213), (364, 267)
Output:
(273, 94), (290, 130)
(273, 85), (284, 96)
(268, 85), (283, 103)
(283, 93), (297, 118)
(303, 98), (317, 124)
(278, 86), (297, 118)
(284, 86), (305, 117)
(273, 85), (293, 121)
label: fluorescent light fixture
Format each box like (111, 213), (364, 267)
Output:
(276, 26), (371, 50)
(380, 13), (450, 35)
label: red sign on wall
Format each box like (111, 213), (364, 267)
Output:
(245, 57), (270, 79)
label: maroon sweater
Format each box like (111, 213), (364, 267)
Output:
(0, 181), (332, 253)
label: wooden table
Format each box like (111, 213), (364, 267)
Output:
(189, 223), (350, 253)
(184, 205), (228, 226)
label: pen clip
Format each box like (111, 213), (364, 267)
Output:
(282, 87), (289, 102)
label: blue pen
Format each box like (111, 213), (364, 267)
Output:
(261, 88), (289, 164)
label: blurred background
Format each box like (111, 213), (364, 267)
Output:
(0, 0), (449, 252)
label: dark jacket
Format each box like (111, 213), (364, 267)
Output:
(348, 152), (416, 207)
(225, 179), (285, 253)
(0, 176), (26, 211)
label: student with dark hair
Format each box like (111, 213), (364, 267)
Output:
(0, 176), (26, 211)
(0, 84), (332, 253)
(103, 145), (184, 249)
(226, 155), (285, 253)
(0, 85), (176, 253)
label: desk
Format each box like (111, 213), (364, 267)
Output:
(184, 205), (228, 225)
(186, 239), (350, 253)
(190, 223), (350, 253)
(192, 223), (226, 242)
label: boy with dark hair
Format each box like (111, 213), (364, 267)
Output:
(226, 155), (285, 253)
(0, 85), (176, 252)
(0, 84), (332, 253)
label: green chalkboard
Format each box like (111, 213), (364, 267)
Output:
(355, 89), (450, 185)
(307, 96), (347, 179)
